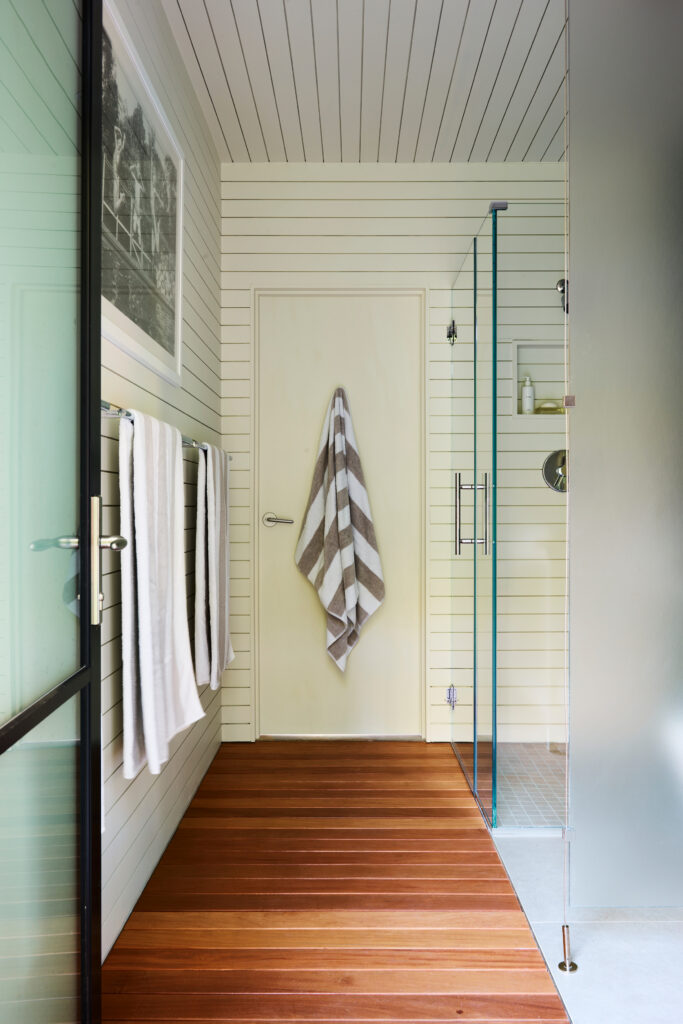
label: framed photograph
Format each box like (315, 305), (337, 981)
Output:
(101, 0), (184, 386)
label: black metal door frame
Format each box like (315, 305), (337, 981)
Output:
(0, 1), (103, 1020)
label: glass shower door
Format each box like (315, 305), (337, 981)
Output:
(449, 241), (475, 789)
(474, 226), (496, 825)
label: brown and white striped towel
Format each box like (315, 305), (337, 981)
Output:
(295, 387), (385, 671)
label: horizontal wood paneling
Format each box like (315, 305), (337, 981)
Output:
(220, 162), (565, 744)
(100, 0), (223, 959)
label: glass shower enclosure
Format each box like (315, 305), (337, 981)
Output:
(449, 200), (568, 830)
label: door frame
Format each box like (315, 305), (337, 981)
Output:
(253, 287), (427, 741)
(0, 1), (103, 1019)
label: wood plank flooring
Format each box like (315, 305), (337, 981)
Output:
(103, 741), (568, 1023)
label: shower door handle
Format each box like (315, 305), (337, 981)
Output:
(482, 472), (490, 557)
(454, 472), (462, 555)
(454, 472), (489, 555)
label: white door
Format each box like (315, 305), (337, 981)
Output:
(257, 291), (424, 737)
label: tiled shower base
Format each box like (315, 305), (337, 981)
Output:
(496, 742), (566, 829)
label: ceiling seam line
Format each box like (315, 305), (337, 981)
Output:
(412, 0), (445, 163)
(539, 119), (564, 162)
(504, 23), (565, 161)
(394, 0), (419, 164)
(522, 78), (565, 161)
(467, 0), (524, 162)
(202, 0), (250, 159)
(376, 0), (393, 163)
(229, 0), (270, 161)
(430, 0), (472, 162)
(485, 0), (551, 162)
(336, 0), (342, 160)
(359, 0), (365, 163)
(175, 0), (233, 160)
(282, 0), (307, 160)
(308, 0), (325, 162)
(450, 0), (499, 161)
(255, 0), (289, 161)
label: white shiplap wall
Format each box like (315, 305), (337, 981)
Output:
(220, 162), (566, 743)
(100, 0), (223, 958)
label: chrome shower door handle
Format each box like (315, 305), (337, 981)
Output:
(454, 472), (462, 555)
(455, 472), (489, 555)
(262, 513), (294, 527)
(483, 472), (490, 557)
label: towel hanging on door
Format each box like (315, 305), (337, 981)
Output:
(295, 387), (385, 671)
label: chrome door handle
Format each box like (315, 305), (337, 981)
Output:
(91, 497), (128, 626)
(454, 473), (489, 555)
(100, 535), (127, 551)
(262, 513), (294, 527)
(482, 472), (490, 557)
(30, 535), (80, 551)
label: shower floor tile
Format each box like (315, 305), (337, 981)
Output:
(496, 742), (566, 829)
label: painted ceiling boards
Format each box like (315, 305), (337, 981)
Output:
(162, 0), (566, 163)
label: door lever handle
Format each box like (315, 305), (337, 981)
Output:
(262, 513), (294, 527)
(91, 497), (128, 626)
(30, 535), (80, 551)
(100, 535), (127, 551)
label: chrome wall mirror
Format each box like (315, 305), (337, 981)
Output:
(543, 449), (568, 492)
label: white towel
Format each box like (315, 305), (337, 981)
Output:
(119, 411), (204, 779)
(295, 387), (385, 671)
(195, 444), (235, 689)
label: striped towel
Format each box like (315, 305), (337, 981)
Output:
(295, 387), (385, 671)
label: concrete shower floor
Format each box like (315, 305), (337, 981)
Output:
(494, 833), (683, 1024)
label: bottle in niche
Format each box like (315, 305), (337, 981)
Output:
(522, 375), (535, 415)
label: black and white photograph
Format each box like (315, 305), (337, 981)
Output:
(101, 1), (183, 384)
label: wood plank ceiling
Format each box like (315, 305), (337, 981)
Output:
(161, 0), (567, 163)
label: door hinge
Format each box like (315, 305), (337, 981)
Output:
(446, 685), (458, 709)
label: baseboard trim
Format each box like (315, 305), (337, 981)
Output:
(259, 734), (424, 742)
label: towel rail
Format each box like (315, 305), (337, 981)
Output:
(101, 400), (232, 459)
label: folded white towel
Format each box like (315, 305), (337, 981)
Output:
(119, 411), (204, 779)
(195, 444), (235, 689)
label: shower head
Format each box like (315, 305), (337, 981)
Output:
(556, 278), (569, 314)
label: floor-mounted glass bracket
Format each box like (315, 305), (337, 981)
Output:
(559, 924), (578, 972)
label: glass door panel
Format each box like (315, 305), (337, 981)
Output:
(0, 3), (100, 1021)
(0, 696), (80, 1023)
(0, 0), (82, 724)
(449, 241), (475, 789)
(474, 225), (495, 825)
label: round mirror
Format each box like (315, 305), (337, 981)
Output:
(542, 449), (568, 492)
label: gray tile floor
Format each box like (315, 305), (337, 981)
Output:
(496, 742), (566, 828)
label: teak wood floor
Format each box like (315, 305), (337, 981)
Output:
(103, 741), (569, 1023)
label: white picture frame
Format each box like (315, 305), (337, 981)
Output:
(101, 0), (184, 387)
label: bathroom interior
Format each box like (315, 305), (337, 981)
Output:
(1, 2), (682, 1023)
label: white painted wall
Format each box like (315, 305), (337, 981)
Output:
(220, 162), (566, 743)
(100, 0), (223, 958)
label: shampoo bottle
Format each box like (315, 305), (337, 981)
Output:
(522, 375), (535, 415)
